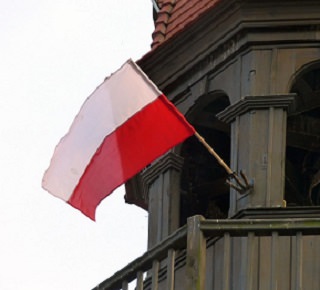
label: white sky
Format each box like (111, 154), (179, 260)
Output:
(0, 1), (154, 289)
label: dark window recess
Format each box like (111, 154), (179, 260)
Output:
(286, 66), (320, 206)
(180, 95), (230, 225)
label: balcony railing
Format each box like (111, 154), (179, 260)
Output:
(92, 215), (320, 290)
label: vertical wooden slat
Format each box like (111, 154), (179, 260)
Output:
(136, 271), (144, 290)
(229, 117), (239, 216)
(313, 236), (320, 290)
(270, 231), (279, 290)
(290, 235), (296, 289)
(157, 175), (164, 244)
(151, 260), (159, 290)
(186, 215), (206, 290)
(122, 280), (128, 290)
(222, 232), (231, 290)
(277, 236), (290, 290)
(266, 107), (274, 207)
(167, 249), (176, 290)
(295, 232), (303, 290)
(246, 232), (256, 290)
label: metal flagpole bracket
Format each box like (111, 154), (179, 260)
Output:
(226, 170), (253, 195)
(194, 132), (253, 195)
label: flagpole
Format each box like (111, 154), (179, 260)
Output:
(194, 131), (251, 193)
(194, 132), (233, 174)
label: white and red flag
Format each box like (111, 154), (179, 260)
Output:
(42, 60), (195, 220)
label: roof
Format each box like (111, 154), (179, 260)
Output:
(151, 0), (221, 49)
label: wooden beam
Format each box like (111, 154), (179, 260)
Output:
(186, 215), (206, 290)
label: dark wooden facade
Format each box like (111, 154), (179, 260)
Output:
(94, 0), (320, 289)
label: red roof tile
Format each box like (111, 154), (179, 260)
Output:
(152, 0), (221, 49)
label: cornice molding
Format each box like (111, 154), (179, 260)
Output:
(125, 152), (184, 210)
(139, 0), (320, 95)
(217, 94), (296, 124)
(141, 152), (184, 191)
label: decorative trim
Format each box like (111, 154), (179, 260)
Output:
(141, 151), (184, 193)
(125, 152), (184, 210)
(232, 206), (320, 219)
(124, 175), (148, 210)
(217, 94), (296, 124)
(140, 0), (320, 93)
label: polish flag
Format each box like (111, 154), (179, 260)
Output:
(42, 60), (195, 220)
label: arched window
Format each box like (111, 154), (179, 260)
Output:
(179, 93), (231, 225)
(285, 63), (320, 206)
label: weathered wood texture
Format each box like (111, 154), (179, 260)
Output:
(218, 95), (294, 216)
(133, 0), (320, 235)
(116, 1), (320, 290)
(166, 249), (176, 290)
(186, 215), (206, 290)
(146, 153), (184, 248)
(93, 216), (320, 290)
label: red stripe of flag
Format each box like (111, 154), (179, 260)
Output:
(69, 95), (194, 220)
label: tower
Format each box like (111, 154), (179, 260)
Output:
(95, 1), (320, 289)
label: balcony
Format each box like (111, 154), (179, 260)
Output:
(93, 209), (320, 290)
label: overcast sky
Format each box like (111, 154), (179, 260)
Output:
(0, 1), (154, 289)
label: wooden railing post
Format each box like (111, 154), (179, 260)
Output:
(136, 271), (144, 290)
(167, 249), (176, 290)
(151, 260), (159, 290)
(186, 215), (206, 290)
(121, 280), (128, 290)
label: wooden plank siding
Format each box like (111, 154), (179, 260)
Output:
(93, 216), (320, 290)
